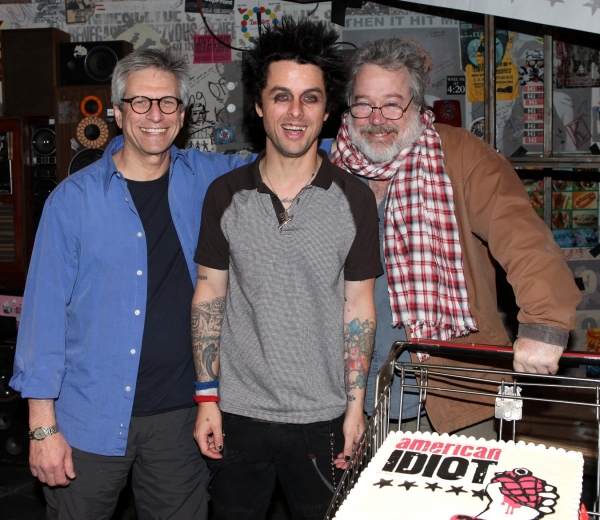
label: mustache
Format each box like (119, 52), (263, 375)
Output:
(359, 124), (398, 136)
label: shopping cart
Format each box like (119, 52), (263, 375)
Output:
(324, 339), (600, 519)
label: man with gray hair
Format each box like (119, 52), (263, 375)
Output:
(10, 47), (245, 519)
(331, 38), (581, 435)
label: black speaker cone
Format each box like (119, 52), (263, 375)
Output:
(69, 148), (104, 176)
(85, 46), (119, 82)
(32, 128), (56, 156)
(84, 124), (101, 141)
(83, 99), (100, 115)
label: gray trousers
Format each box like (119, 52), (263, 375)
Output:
(43, 407), (209, 520)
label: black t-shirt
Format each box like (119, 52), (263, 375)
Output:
(127, 171), (195, 416)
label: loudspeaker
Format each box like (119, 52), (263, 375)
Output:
(30, 124), (57, 230)
(59, 41), (134, 87)
(0, 28), (70, 117)
(54, 85), (119, 181)
(31, 125), (56, 166)
(0, 344), (28, 463)
(69, 148), (105, 176)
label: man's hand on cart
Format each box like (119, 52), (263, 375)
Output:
(334, 403), (365, 469)
(194, 401), (224, 459)
(513, 338), (563, 374)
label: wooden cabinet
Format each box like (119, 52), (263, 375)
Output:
(0, 118), (34, 290)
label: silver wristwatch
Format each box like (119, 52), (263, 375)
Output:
(28, 424), (60, 440)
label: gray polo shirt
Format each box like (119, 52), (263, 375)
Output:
(195, 150), (382, 423)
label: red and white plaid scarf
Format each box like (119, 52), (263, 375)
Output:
(332, 110), (477, 340)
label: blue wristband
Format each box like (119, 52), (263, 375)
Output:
(194, 380), (219, 391)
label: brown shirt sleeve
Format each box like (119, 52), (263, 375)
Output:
(333, 169), (383, 282)
(194, 175), (232, 271)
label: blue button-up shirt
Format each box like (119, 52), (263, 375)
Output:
(10, 136), (245, 456)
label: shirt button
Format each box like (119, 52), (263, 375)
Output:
(271, 195), (277, 201)
(130, 349), (136, 355)
(125, 198), (129, 202)
(137, 232), (142, 237)
(125, 386), (131, 392)
(135, 310), (140, 315)
(137, 270), (142, 276)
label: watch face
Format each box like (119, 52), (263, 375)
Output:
(33, 428), (46, 440)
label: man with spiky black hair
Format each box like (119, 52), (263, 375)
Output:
(191, 16), (381, 519)
(242, 17), (347, 117)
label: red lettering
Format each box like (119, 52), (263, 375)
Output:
(430, 442), (443, 454)
(395, 438), (411, 449)
(460, 445), (474, 457)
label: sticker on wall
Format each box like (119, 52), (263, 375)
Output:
(523, 84), (544, 145)
(552, 178), (599, 249)
(193, 34), (232, 64)
(186, 137), (215, 153)
(235, 3), (280, 48)
(65, 0), (95, 24)
(521, 178), (544, 218)
(459, 23), (485, 103)
(215, 126), (234, 144)
(495, 33), (519, 101)
(555, 42), (600, 89)
(460, 23), (510, 103)
(99, 23), (165, 51)
(184, 64), (237, 147)
(565, 116), (592, 150)
(470, 117), (485, 139)
(185, 0), (234, 14)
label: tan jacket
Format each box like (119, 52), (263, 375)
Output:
(415, 124), (581, 433)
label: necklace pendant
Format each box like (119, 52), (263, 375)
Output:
(278, 210), (293, 230)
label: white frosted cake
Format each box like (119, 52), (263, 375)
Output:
(333, 431), (583, 520)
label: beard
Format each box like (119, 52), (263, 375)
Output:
(348, 109), (425, 164)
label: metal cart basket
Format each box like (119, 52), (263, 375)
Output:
(325, 339), (600, 519)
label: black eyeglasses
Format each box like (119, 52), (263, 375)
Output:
(121, 96), (183, 114)
(349, 96), (414, 120)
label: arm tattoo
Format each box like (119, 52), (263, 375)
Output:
(197, 275), (208, 280)
(344, 318), (375, 401)
(191, 296), (225, 382)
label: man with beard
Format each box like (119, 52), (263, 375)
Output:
(331, 38), (581, 435)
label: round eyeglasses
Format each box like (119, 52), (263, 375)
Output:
(349, 95), (414, 120)
(121, 96), (183, 115)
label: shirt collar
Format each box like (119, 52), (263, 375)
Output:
(250, 149), (334, 194)
(102, 135), (191, 197)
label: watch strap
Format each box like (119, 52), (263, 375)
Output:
(28, 424), (60, 440)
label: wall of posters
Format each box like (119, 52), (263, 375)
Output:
(0, 1), (596, 168)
